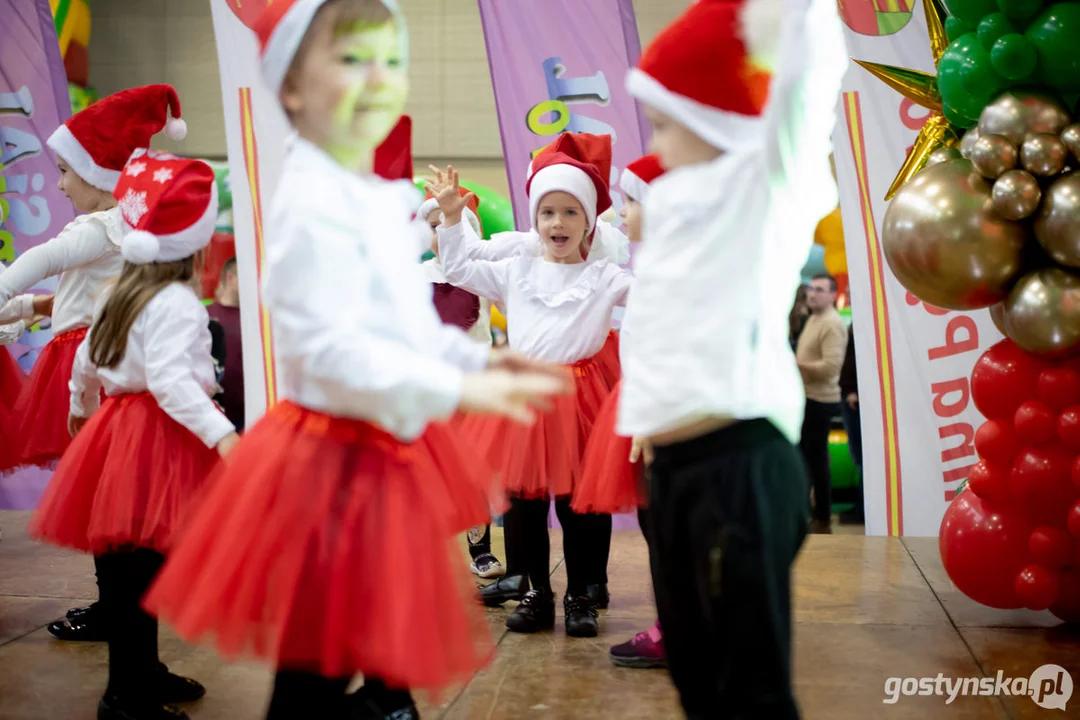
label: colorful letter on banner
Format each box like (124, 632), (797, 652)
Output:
(477, 0), (648, 236)
(832, 2), (1000, 536)
(208, 0), (291, 424)
(1, 0), (77, 365)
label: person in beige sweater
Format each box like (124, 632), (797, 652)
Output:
(796, 274), (848, 533)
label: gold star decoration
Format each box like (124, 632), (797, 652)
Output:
(854, 0), (959, 200)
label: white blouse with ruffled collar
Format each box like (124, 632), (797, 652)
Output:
(437, 220), (631, 364)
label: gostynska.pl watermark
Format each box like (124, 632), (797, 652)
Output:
(883, 665), (1073, 710)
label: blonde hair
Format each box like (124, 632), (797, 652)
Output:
(89, 257), (195, 369)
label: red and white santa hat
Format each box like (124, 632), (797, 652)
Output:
(627, 0), (781, 152)
(47, 84), (186, 193)
(112, 149), (218, 265)
(526, 133), (612, 236)
(255, 0), (407, 96)
(417, 187), (483, 237)
(619, 153), (666, 203)
(374, 114), (413, 181)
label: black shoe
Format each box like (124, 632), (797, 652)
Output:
(564, 594), (599, 638)
(505, 590), (555, 633)
(48, 613), (108, 642)
(154, 665), (205, 704)
(478, 574), (528, 607)
(98, 694), (188, 720)
(67, 603), (99, 620)
(351, 685), (420, 720)
(586, 583), (610, 609)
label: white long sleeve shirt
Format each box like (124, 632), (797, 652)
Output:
(0, 209), (125, 335)
(69, 283), (235, 448)
(437, 220), (632, 364)
(263, 138), (490, 441)
(616, 0), (847, 444)
(447, 222), (630, 267)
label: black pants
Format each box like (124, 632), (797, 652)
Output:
(648, 420), (808, 719)
(97, 548), (166, 701)
(266, 673), (412, 719)
(505, 497), (610, 595)
(467, 524), (492, 559)
(799, 399), (840, 523)
(840, 401), (864, 521)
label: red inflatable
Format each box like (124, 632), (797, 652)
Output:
(939, 491), (1030, 609)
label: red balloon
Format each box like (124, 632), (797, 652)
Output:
(1058, 407), (1080, 451)
(1068, 501), (1080, 538)
(974, 419), (1019, 464)
(1015, 565), (1062, 610)
(967, 460), (1011, 504)
(1011, 448), (1078, 525)
(1038, 368), (1080, 410)
(1030, 526), (1074, 569)
(1049, 570), (1080, 623)
(1014, 401), (1058, 445)
(939, 492), (1030, 609)
(971, 340), (1046, 420)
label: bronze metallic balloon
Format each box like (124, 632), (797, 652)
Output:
(1021, 134), (1069, 177)
(1034, 173), (1080, 267)
(926, 146), (963, 168)
(991, 169), (1042, 220)
(969, 134), (1018, 178)
(960, 127), (981, 159)
(1062, 124), (1080, 162)
(882, 158), (1027, 310)
(989, 302), (1008, 336)
(1002, 268), (1080, 359)
(978, 92), (1071, 147)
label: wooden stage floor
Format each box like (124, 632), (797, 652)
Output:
(1, 510), (1079, 719)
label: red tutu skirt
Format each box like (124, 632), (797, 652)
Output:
(12, 327), (86, 468)
(571, 380), (647, 514)
(144, 401), (493, 691)
(31, 393), (221, 554)
(454, 331), (621, 502)
(0, 347), (27, 473)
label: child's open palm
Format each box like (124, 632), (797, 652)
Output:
(425, 165), (475, 223)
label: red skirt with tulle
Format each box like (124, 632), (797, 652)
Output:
(453, 331), (621, 503)
(144, 401), (493, 691)
(571, 380), (647, 514)
(0, 347), (27, 473)
(31, 392), (221, 554)
(12, 327), (86, 468)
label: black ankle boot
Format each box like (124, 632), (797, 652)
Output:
(564, 594), (599, 638)
(505, 590), (555, 633)
(478, 574), (528, 607)
(586, 583), (610, 609)
(98, 694), (188, 720)
(153, 664), (205, 704)
(352, 681), (418, 720)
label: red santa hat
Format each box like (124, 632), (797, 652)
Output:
(374, 114), (413, 181)
(417, 187), (483, 238)
(619, 153), (666, 203)
(113, 149), (218, 265)
(47, 84), (186, 193)
(526, 133), (612, 235)
(255, 0), (407, 96)
(627, 0), (782, 152)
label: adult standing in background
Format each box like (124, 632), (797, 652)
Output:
(208, 257), (244, 431)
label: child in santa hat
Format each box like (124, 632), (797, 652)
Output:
(31, 149), (238, 720)
(429, 131), (630, 639)
(616, 0), (846, 716)
(569, 153), (668, 669)
(144, 2), (568, 719)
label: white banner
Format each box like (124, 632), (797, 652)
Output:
(209, 0), (287, 423)
(833, 2), (1002, 536)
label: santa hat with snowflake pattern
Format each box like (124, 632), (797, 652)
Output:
(47, 84), (186, 193)
(626, 0), (782, 152)
(113, 149), (218, 265)
(620, 154), (666, 202)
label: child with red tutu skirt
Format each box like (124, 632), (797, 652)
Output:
(571, 154), (669, 669)
(143, 3), (569, 718)
(31, 151), (239, 720)
(429, 132), (632, 639)
(0, 315), (33, 475)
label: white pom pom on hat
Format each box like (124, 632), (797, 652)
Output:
(122, 230), (162, 264)
(164, 117), (187, 141)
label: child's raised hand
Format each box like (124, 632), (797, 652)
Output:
(424, 165), (475, 226)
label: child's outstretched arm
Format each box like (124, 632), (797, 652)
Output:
(68, 331), (102, 423)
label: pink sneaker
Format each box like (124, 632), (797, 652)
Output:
(608, 621), (666, 668)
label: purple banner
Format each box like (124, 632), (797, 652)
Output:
(477, 0), (648, 234)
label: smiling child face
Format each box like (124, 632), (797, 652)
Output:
(536, 191), (588, 263)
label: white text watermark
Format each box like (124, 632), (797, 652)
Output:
(883, 665), (1073, 711)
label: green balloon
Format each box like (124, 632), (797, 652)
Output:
(946, 15), (977, 41)
(991, 33), (1038, 79)
(946, 0), (1001, 24)
(1025, 2), (1080, 92)
(977, 12), (1017, 50)
(940, 34), (1005, 122)
(996, 0), (1044, 25)
(943, 102), (979, 128)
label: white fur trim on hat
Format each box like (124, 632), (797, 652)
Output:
(47, 123), (122, 192)
(529, 164), (598, 234)
(121, 182), (219, 264)
(626, 68), (765, 153)
(619, 167), (649, 203)
(740, 0), (783, 71)
(261, 0), (332, 95)
(417, 198), (481, 237)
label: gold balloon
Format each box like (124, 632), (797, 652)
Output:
(960, 127), (981, 159)
(882, 158), (1027, 310)
(989, 302), (1008, 336)
(927, 146), (963, 168)
(1021, 134), (1069, 177)
(978, 92), (1071, 147)
(1062, 124), (1080, 161)
(1034, 172), (1080, 267)
(992, 169), (1042, 220)
(1002, 268), (1080, 359)
(970, 134), (1018, 178)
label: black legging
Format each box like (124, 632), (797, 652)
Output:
(97, 548), (166, 701)
(505, 497), (610, 596)
(266, 674), (412, 719)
